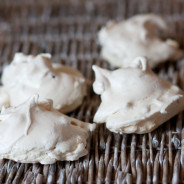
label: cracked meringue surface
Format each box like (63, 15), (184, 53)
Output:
(92, 57), (184, 134)
(0, 94), (95, 164)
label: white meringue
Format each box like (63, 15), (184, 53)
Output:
(0, 53), (86, 113)
(0, 94), (95, 164)
(92, 57), (184, 134)
(98, 14), (184, 68)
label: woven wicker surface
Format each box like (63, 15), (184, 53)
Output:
(0, 0), (184, 183)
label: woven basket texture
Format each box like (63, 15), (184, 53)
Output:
(0, 0), (184, 183)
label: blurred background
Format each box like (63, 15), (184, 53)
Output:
(0, 0), (184, 72)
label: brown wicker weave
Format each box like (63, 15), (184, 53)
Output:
(0, 0), (184, 183)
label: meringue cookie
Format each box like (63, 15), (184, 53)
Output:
(0, 94), (95, 164)
(98, 14), (184, 68)
(92, 57), (184, 134)
(0, 53), (86, 113)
